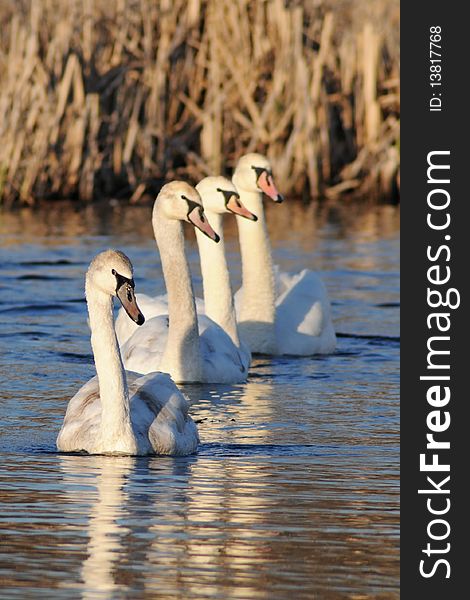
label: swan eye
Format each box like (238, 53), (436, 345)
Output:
(252, 166), (265, 179)
(217, 188), (239, 207)
(185, 197), (203, 219)
(113, 270), (135, 293)
(251, 166), (272, 184)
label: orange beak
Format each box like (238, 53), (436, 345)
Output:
(188, 205), (220, 242)
(226, 193), (258, 221)
(257, 170), (284, 203)
(116, 283), (145, 325)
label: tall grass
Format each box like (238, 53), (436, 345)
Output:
(0, 0), (399, 206)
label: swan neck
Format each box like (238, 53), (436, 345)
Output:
(153, 207), (203, 381)
(236, 190), (276, 325)
(195, 211), (240, 347)
(85, 281), (132, 442)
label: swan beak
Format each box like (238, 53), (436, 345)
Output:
(226, 193), (258, 221)
(188, 205), (220, 242)
(117, 283), (145, 326)
(257, 170), (284, 203)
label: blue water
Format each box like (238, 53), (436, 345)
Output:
(0, 200), (399, 598)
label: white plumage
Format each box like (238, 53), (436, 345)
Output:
(56, 249), (199, 456)
(120, 181), (250, 383)
(232, 153), (337, 356)
(57, 371), (198, 456)
(115, 292), (205, 348)
(116, 177), (253, 381)
(122, 314), (249, 384)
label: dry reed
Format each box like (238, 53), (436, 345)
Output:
(0, 0), (399, 206)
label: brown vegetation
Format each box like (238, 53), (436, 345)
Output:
(0, 0), (399, 206)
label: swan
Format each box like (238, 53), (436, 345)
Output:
(193, 176), (254, 370)
(232, 153), (337, 356)
(115, 178), (256, 352)
(56, 249), (199, 455)
(120, 181), (250, 383)
(115, 290), (205, 348)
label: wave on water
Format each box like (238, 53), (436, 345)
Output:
(336, 332), (400, 343)
(16, 274), (70, 281)
(18, 259), (84, 266)
(198, 442), (345, 458)
(56, 351), (93, 364)
(0, 330), (50, 338)
(0, 303), (82, 314)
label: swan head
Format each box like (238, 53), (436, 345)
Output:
(232, 153), (284, 203)
(155, 181), (220, 242)
(196, 176), (257, 221)
(86, 250), (145, 325)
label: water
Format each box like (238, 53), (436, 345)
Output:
(0, 200), (399, 599)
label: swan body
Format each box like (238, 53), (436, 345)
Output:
(115, 293), (205, 347)
(56, 249), (199, 455)
(122, 313), (248, 383)
(115, 176), (252, 355)
(121, 181), (249, 384)
(57, 371), (199, 456)
(232, 153), (336, 356)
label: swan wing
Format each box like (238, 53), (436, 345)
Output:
(275, 268), (336, 355)
(116, 293), (206, 347)
(128, 371), (199, 456)
(121, 312), (248, 383)
(56, 376), (102, 452)
(115, 293), (169, 346)
(274, 265), (300, 297)
(198, 315), (250, 383)
(120, 315), (168, 374)
(57, 372), (198, 455)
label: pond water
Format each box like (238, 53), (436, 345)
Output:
(0, 199), (399, 599)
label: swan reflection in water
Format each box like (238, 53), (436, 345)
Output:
(57, 381), (277, 600)
(56, 373), (384, 599)
(59, 454), (135, 598)
(140, 380), (278, 599)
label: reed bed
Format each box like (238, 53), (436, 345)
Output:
(0, 0), (399, 206)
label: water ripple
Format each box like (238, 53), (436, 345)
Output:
(0, 202), (399, 599)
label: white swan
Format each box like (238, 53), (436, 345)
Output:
(193, 176), (254, 370)
(115, 291), (206, 348)
(120, 181), (250, 383)
(115, 177), (256, 353)
(56, 249), (199, 456)
(232, 153), (337, 356)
